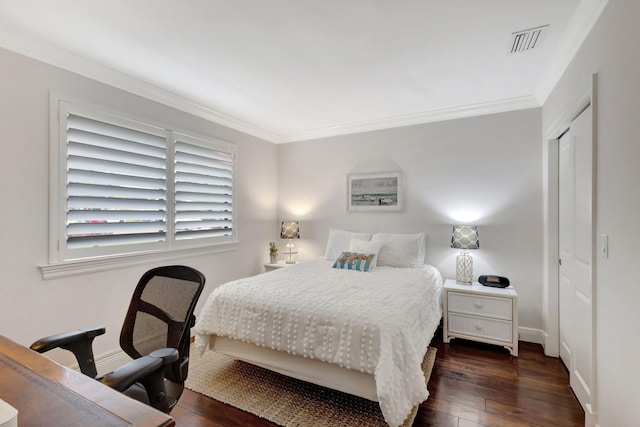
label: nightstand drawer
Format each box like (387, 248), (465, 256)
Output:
(448, 313), (513, 343)
(448, 292), (512, 321)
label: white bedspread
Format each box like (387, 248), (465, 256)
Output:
(194, 258), (443, 427)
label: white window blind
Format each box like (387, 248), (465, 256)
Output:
(174, 135), (234, 241)
(66, 114), (168, 249)
(51, 100), (237, 267)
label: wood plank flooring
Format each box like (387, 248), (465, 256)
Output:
(173, 332), (584, 426)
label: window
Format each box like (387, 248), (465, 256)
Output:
(44, 98), (236, 277)
(173, 133), (234, 242)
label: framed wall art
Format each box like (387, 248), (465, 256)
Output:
(347, 171), (403, 212)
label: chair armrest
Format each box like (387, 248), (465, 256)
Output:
(101, 354), (163, 392)
(30, 326), (106, 378)
(30, 326), (106, 353)
(101, 348), (178, 413)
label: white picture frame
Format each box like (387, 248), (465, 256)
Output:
(347, 171), (404, 212)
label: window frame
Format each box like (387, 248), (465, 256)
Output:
(42, 95), (238, 279)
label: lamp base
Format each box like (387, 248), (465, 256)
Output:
(456, 251), (473, 284)
(284, 240), (298, 264)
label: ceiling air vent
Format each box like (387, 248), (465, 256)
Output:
(509, 25), (548, 54)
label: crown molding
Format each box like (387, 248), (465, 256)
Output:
(274, 95), (540, 143)
(1, 28), (542, 146)
(0, 29), (280, 143)
(534, 0), (609, 104)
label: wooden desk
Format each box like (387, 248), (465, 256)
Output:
(0, 335), (175, 427)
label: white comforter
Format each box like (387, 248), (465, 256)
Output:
(194, 258), (443, 427)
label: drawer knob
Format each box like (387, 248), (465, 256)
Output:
(474, 303), (483, 309)
(475, 325), (482, 330)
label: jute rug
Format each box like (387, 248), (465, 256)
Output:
(185, 346), (437, 427)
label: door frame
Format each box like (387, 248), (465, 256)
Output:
(542, 73), (598, 424)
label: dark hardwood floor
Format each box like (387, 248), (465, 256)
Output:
(173, 333), (584, 426)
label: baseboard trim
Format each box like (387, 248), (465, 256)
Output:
(518, 327), (545, 345)
(585, 403), (598, 427)
(541, 330), (560, 357)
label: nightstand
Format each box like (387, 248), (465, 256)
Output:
(443, 279), (518, 356)
(263, 261), (296, 272)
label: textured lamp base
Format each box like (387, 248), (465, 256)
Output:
(284, 241), (298, 264)
(456, 251), (473, 284)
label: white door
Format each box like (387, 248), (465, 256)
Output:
(558, 104), (594, 412)
(558, 128), (573, 369)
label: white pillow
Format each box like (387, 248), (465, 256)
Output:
(324, 229), (372, 260)
(349, 239), (383, 267)
(371, 232), (426, 267)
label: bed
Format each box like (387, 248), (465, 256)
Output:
(194, 230), (443, 427)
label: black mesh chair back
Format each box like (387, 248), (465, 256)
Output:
(119, 265), (205, 408)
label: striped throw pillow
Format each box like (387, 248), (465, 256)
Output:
(332, 252), (376, 272)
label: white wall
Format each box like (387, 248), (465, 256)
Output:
(0, 48), (278, 366)
(542, 2), (640, 425)
(277, 109), (544, 336)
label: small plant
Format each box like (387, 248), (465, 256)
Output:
(269, 242), (278, 256)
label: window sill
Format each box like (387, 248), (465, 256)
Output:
(40, 241), (239, 280)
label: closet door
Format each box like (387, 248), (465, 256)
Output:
(558, 104), (594, 413)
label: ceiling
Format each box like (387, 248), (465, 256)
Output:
(0, 1), (607, 143)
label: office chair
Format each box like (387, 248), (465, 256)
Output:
(30, 265), (205, 413)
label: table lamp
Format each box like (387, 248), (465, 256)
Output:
(451, 225), (479, 284)
(280, 221), (300, 264)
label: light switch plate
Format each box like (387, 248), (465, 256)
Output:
(600, 234), (608, 258)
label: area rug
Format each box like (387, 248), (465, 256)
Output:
(185, 346), (437, 427)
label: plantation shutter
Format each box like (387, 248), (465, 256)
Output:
(174, 135), (234, 241)
(65, 114), (167, 249)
